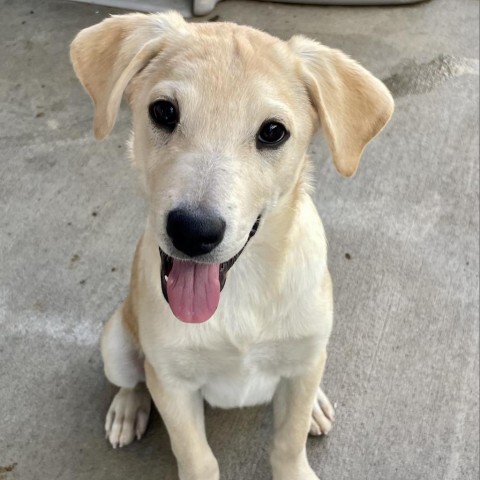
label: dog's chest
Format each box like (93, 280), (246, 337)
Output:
(158, 335), (320, 408)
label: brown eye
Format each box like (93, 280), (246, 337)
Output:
(257, 121), (289, 148)
(149, 100), (178, 131)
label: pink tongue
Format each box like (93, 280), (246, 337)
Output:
(166, 260), (220, 323)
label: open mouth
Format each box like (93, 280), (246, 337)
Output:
(159, 215), (261, 324)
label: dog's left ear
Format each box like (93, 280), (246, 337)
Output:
(70, 12), (189, 139)
(289, 36), (394, 177)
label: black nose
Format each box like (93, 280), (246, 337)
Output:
(166, 208), (226, 257)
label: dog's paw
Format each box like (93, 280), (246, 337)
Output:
(272, 459), (320, 480)
(105, 384), (151, 448)
(309, 387), (335, 436)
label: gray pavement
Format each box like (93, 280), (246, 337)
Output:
(0, 0), (478, 479)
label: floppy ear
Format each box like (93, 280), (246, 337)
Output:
(289, 36), (394, 177)
(70, 11), (189, 139)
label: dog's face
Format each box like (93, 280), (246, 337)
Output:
(130, 25), (315, 263)
(71, 12), (393, 323)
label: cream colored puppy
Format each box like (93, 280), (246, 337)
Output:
(71, 12), (393, 480)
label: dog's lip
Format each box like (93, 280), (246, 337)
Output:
(159, 215), (261, 304)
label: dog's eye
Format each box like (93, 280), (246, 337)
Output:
(257, 121), (289, 148)
(149, 100), (178, 131)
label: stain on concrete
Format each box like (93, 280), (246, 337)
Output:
(0, 463), (17, 480)
(383, 54), (479, 98)
(69, 254), (80, 268)
(32, 301), (46, 313)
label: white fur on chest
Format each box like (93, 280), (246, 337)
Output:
(154, 335), (323, 408)
(141, 266), (331, 409)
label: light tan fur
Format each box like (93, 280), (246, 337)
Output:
(71, 12), (393, 480)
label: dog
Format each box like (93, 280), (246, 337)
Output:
(71, 11), (393, 480)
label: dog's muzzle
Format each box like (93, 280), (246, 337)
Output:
(159, 215), (261, 304)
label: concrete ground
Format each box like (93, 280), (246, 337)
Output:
(0, 0), (478, 479)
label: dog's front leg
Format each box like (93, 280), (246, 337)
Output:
(145, 361), (219, 480)
(271, 351), (327, 480)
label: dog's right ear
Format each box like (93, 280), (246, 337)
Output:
(70, 12), (189, 139)
(289, 36), (394, 177)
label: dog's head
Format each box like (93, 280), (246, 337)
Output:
(71, 12), (393, 323)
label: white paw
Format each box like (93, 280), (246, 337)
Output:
(309, 387), (335, 436)
(105, 384), (151, 448)
(272, 460), (320, 480)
